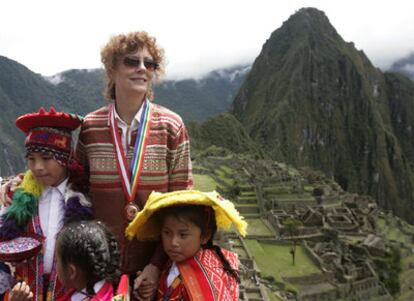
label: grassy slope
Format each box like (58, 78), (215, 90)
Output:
(192, 174), (217, 191)
(244, 240), (321, 281)
(245, 218), (273, 236)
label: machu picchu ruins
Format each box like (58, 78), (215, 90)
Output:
(192, 151), (414, 301)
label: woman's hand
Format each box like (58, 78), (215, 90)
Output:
(133, 264), (160, 301)
(8, 282), (33, 301)
(0, 174), (23, 207)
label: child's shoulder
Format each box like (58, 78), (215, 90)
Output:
(198, 248), (239, 269)
(218, 248), (239, 270)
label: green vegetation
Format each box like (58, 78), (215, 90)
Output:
(245, 218), (273, 236)
(377, 217), (386, 229)
(401, 254), (414, 269)
(322, 202), (342, 208)
(244, 240), (321, 281)
(303, 185), (314, 193)
(341, 235), (363, 244)
(396, 254), (414, 301)
(191, 164), (209, 173)
(239, 190), (256, 196)
(189, 113), (260, 155)
(283, 218), (304, 265)
(398, 268), (414, 300)
(214, 168), (235, 186)
(219, 165), (234, 175)
(372, 246), (402, 295)
(272, 193), (313, 199)
(264, 186), (292, 195)
(387, 228), (408, 243)
(377, 218), (411, 244)
(192, 174), (217, 191)
(265, 289), (284, 301)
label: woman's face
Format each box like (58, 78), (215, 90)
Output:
(112, 47), (157, 99)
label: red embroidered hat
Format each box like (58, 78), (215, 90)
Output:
(15, 107), (83, 166)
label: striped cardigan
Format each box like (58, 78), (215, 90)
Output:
(76, 103), (193, 273)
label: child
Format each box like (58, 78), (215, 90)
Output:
(125, 190), (248, 301)
(0, 107), (93, 301)
(55, 220), (120, 301)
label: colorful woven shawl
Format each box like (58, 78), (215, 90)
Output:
(158, 248), (239, 301)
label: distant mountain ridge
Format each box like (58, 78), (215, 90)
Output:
(0, 57), (249, 175)
(232, 7), (414, 222)
(2, 8), (414, 225)
(155, 64), (249, 122)
(0, 56), (64, 176)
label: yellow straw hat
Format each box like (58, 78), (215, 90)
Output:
(125, 190), (248, 240)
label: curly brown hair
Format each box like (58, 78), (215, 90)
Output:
(101, 31), (165, 101)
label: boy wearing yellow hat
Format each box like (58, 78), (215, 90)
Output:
(126, 190), (247, 301)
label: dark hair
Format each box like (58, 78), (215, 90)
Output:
(56, 221), (121, 296)
(67, 159), (90, 195)
(158, 205), (240, 283)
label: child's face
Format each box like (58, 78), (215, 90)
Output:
(161, 215), (208, 263)
(26, 152), (67, 187)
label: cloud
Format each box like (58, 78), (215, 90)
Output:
(1, 0), (413, 77)
(402, 64), (414, 73)
(45, 74), (64, 85)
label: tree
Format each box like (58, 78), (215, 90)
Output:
(283, 218), (303, 265)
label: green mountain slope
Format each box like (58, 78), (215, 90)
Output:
(188, 112), (259, 155)
(232, 8), (414, 222)
(0, 58), (248, 175)
(0, 56), (62, 175)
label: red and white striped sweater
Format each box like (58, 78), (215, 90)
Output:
(76, 103), (193, 273)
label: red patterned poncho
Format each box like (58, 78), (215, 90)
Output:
(157, 248), (239, 301)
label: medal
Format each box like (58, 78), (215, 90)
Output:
(125, 203), (140, 221)
(109, 101), (152, 221)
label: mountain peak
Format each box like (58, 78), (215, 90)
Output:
(290, 7), (330, 23)
(268, 7), (342, 47)
(232, 8), (414, 223)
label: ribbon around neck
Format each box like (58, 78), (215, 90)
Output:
(109, 100), (152, 202)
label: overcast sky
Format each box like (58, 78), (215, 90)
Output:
(1, 0), (413, 80)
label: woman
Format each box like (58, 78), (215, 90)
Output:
(75, 31), (193, 300)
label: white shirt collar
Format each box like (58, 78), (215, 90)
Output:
(167, 262), (180, 287)
(43, 177), (68, 197)
(42, 177), (69, 196)
(71, 280), (106, 301)
(114, 99), (148, 129)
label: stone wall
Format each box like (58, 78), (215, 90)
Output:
(283, 273), (330, 285)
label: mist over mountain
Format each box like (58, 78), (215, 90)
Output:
(388, 52), (414, 80)
(155, 65), (249, 122)
(232, 7), (414, 222)
(2, 7), (414, 224)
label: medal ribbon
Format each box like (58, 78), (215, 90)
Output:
(109, 100), (152, 202)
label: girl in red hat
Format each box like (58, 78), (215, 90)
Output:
(0, 107), (93, 301)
